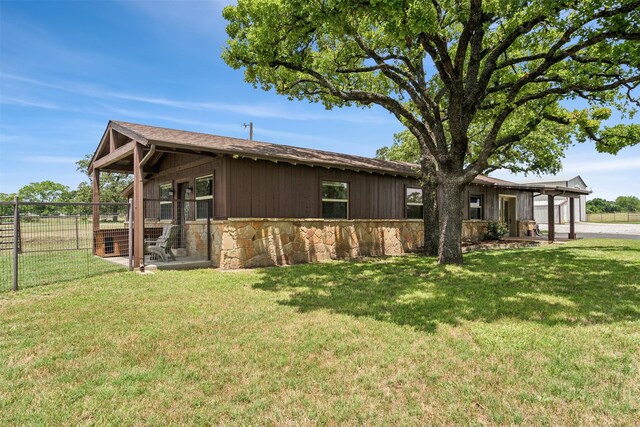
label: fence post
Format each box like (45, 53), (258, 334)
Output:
(128, 199), (133, 271)
(75, 214), (80, 250)
(207, 201), (211, 261)
(12, 196), (19, 291)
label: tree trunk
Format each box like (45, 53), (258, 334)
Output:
(420, 143), (439, 256)
(437, 179), (465, 264)
(422, 180), (438, 256)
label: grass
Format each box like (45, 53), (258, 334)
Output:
(0, 251), (126, 291)
(1, 239), (639, 425)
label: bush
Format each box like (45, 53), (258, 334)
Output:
(484, 222), (509, 241)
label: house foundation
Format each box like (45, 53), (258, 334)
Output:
(180, 218), (537, 269)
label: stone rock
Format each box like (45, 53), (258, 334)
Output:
(236, 225), (256, 240)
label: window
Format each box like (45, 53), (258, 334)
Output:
(159, 183), (173, 220)
(406, 187), (423, 219)
(321, 181), (348, 219)
(195, 175), (213, 219)
(469, 194), (483, 220)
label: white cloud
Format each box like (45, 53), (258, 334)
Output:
(1, 96), (62, 110)
(2, 72), (392, 124)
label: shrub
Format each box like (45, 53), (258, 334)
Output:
(484, 221), (509, 241)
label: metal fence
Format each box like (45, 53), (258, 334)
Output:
(0, 200), (131, 292)
(586, 212), (640, 223)
(143, 199), (212, 264)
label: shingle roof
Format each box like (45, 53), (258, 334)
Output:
(109, 120), (523, 187)
(112, 120), (419, 177)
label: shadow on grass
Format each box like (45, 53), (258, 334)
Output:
(254, 244), (640, 332)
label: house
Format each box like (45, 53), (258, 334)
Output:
(89, 121), (589, 269)
(520, 176), (589, 223)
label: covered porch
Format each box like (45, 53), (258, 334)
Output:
(89, 121), (211, 270)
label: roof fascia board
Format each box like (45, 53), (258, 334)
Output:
(110, 122), (149, 145)
(149, 140), (420, 178)
(92, 141), (136, 170)
(88, 124), (112, 173)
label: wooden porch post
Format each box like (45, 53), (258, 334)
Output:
(133, 143), (145, 269)
(92, 169), (100, 232)
(569, 197), (576, 239)
(547, 195), (555, 242)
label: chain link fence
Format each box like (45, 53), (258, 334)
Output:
(0, 200), (131, 292)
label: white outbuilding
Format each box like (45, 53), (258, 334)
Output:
(520, 176), (589, 224)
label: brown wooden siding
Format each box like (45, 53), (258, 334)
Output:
(226, 157), (419, 219)
(464, 185), (534, 221)
(142, 154), (534, 221)
(142, 153), (227, 218)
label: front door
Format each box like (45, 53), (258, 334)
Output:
(499, 196), (518, 237)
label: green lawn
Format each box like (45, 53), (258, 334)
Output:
(0, 251), (126, 291)
(1, 239), (639, 425)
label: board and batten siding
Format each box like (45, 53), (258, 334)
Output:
(141, 153), (535, 222)
(226, 157), (420, 219)
(464, 185), (534, 221)
(142, 153), (228, 219)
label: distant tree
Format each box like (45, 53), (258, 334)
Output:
(17, 181), (72, 215)
(0, 192), (16, 216)
(18, 181), (71, 203)
(0, 192), (15, 203)
(586, 198), (621, 214)
(615, 196), (640, 212)
(376, 131), (420, 164)
(75, 154), (131, 203)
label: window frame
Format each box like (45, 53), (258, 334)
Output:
(320, 180), (349, 219)
(469, 194), (484, 220)
(405, 186), (424, 219)
(159, 183), (173, 221)
(194, 174), (214, 220)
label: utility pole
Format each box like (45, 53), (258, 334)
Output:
(243, 122), (253, 141)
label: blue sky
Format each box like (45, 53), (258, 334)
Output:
(1, 0), (638, 200)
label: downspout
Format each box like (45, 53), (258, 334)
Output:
(140, 144), (156, 168)
(136, 144), (156, 272)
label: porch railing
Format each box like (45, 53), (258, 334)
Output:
(143, 199), (212, 263)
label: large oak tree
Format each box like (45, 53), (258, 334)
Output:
(223, 0), (640, 264)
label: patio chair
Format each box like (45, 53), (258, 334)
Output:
(145, 224), (180, 262)
(534, 224), (543, 236)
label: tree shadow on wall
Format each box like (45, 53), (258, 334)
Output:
(253, 244), (640, 333)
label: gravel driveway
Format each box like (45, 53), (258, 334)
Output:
(538, 222), (640, 239)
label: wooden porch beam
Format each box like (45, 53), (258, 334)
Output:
(569, 197), (576, 239)
(109, 128), (116, 152)
(133, 143), (145, 269)
(93, 141), (136, 170)
(547, 195), (555, 242)
(92, 169), (100, 233)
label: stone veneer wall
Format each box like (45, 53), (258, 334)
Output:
(517, 220), (536, 237)
(462, 221), (489, 241)
(217, 219), (423, 269)
(180, 218), (535, 269)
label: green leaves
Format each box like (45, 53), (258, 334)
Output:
(222, 0), (640, 179)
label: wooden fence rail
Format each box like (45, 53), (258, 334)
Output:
(586, 212), (640, 223)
